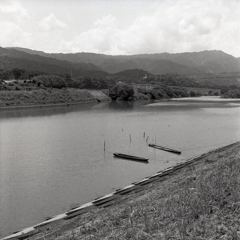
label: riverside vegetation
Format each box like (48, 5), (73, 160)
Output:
(1, 71), (239, 107)
(0, 75), (112, 107)
(0, 75), (191, 106)
(26, 142), (240, 240)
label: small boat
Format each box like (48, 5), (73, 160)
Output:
(113, 153), (149, 162)
(148, 143), (181, 155)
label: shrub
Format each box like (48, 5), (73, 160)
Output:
(221, 88), (228, 95)
(109, 84), (135, 101)
(224, 90), (240, 98)
(190, 90), (196, 97)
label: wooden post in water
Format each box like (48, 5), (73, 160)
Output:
(104, 141), (106, 152)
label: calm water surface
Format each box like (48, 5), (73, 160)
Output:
(1, 96), (240, 237)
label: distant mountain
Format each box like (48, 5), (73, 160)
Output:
(8, 48), (206, 74)
(139, 50), (240, 73)
(1, 47), (108, 77)
(89, 50), (240, 74)
(237, 57), (240, 65)
(5, 47), (240, 76)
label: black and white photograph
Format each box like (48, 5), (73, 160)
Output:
(0, 0), (240, 239)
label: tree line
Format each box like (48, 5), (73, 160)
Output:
(1, 68), (240, 99)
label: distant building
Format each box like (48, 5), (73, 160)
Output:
(143, 74), (148, 80)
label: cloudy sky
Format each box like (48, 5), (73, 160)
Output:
(0, 0), (239, 57)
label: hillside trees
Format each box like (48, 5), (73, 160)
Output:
(0, 68), (47, 80)
(75, 76), (115, 89)
(12, 68), (25, 79)
(0, 69), (13, 80)
(146, 74), (202, 88)
(31, 75), (67, 88)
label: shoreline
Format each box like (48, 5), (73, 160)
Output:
(1, 91), (239, 111)
(2, 141), (240, 240)
(0, 99), (99, 110)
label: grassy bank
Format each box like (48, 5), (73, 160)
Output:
(25, 142), (240, 240)
(0, 89), (110, 108)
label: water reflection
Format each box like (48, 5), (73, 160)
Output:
(2, 96), (239, 120)
(149, 97), (240, 110)
(108, 100), (153, 110)
(0, 102), (100, 119)
(0, 100), (154, 119)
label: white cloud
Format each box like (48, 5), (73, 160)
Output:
(0, 0), (239, 57)
(39, 13), (67, 32)
(0, 22), (32, 47)
(60, 15), (121, 53)
(60, 0), (240, 57)
(0, 0), (29, 21)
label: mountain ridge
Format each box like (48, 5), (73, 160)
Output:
(0, 47), (108, 77)
(3, 47), (240, 76)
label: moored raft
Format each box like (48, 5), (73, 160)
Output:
(113, 153), (149, 162)
(148, 143), (181, 155)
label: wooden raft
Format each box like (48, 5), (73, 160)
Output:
(148, 143), (181, 155)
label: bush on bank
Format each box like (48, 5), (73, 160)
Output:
(109, 84), (135, 101)
(222, 90), (240, 98)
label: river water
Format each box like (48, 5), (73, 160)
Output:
(0, 96), (240, 237)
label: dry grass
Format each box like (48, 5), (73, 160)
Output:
(30, 143), (240, 240)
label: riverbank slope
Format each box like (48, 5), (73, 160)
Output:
(0, 89), (111, 108)
(18, 142), (239, 240)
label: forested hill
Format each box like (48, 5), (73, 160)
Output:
(0, 47), (108, 77)
(8, 47), (240, 75)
